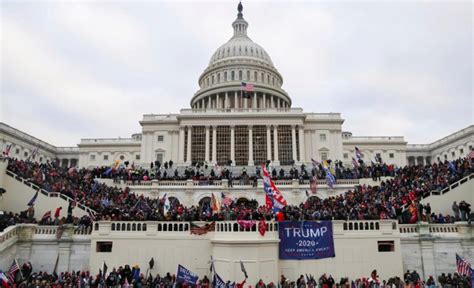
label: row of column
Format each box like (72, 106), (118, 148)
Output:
(193, 91), (290, 110)
(178, 125), (305, 166)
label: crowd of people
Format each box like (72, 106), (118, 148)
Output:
(89, 159), (397, 185)
(3, 157), (473, 226)
(2, 261), (471, 288)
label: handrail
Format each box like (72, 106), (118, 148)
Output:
(5, 170), (97, 215)
(423, 173), (473, 199)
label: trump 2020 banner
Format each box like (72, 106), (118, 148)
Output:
(176, 264), (199, 284)
(278, 221), (335, 260)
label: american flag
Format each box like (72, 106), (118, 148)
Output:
(456, 254), (472, 276)
(41, 211), (51, 221)
(221, 192), (233, 206)
(7, 259), (20, 283)
(3, 143), (12, 156)
(241, 82), (254, 92)
(355, 146), (363, 159)
(468, 150), (474, 160)
(190, 222), (216, 235)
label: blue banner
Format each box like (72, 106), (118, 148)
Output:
(279, 221), (335, 260)
(177, 264), (199, 284)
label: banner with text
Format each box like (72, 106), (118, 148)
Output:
(176, 264), (199, 284)
(279, 221), (335, 260)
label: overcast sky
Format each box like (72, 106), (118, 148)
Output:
(1, 0), (472, 147)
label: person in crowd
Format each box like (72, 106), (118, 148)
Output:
(453, 201), (460, 221)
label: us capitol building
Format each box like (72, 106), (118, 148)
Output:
(0, 3), (473, 170)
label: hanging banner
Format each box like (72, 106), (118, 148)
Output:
(278, 221), (335, 260)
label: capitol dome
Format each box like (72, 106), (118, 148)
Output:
(190, 2), (291, 110)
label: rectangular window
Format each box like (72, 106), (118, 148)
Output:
(378, 241), (395, 252)
(24, 152), (28, 157)
(235, 126), (249, 165)
(135, 154), (140, 160)
(343, 153), (348, 159)
(96, 241), (113, 253)
(376, 153), (381, 159)
(15, 148), (19, 154)
(389, 153), (394, 159)
(90, 155), (95, 161)
(103, 155), (109, 161)
(460, 148), (464, 154)
(451, 151), (455, 157)
(191, 126), (205, 164)
(157, 135), (164, 142)
(320, 134), (326, 141)
(216, 126), (231, 165)
(278, 125), (293, 165)
(253, 126), (267, 164)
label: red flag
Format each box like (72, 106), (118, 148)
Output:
(258, 219), (266, 236)
(310, 175), (317, 194)
(265, 194), (273, 210)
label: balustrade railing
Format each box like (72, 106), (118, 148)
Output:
(5, 170), (96, 215)
(423, 173), (473, 198)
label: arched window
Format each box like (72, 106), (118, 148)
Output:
(224, 71), (228, 81)
(217, 73), (221, 83)
(206, 78), (209, 86)
(247, 71), (250, 80)
(267, 75), (270, 83)
(212, 75), (215, 84)
(254, 71), (257, 81)
(261, 73), (264, 82)
(231, 71), (235, 81)
(239, 70), (242, 80)
(272, 77), (275, 85)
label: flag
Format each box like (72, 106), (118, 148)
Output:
(310, 175), (317, 194)
(7, 259), (20, 283)
(324, 167), (336, 188)
(240, 261), (248, 279)
(210, 255), (214, 273)
(240, 82), (253, 93)
(211, 193), (221, 214)
(131, 197), (152, 214)
(177, 265), (199, 284)
(190, 222), (216, 235)
(265, 194), (273, 210)
(456, 254), (472, 276)
(163, 195), (170, 215)
(30, 147), (39, 160)
(27, 190), (39, 206)
(42, 210), (51, 221)
(352, 157), (359, 168)
(258, 219), (266, 236)
(355, 147), (363, 160)
(101, 261), (108, 279)
(3, 143), (12, 156)
(468, 150), (474, 159)
(221, 192), (233, 207)
(311, 158), (320, 168)
(448, 161), (457, 173)
(213, 272), (226, 287)
(0, 272), (10, 288)
(262, 165), (287, 212)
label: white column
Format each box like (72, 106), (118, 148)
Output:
(186, 126), (192, 164)
(291, 125), (297, 163)
(234, 92), (238, 109)
(270, 95), (274, 108)
(212, 125), (217, 163)
(253, 92), (257, 109)
(273, 125), (279, 165)
(298, 126), (305, 162)
(263, 93), (266, 108)
(178, 127), (185, 163)
(248, 125), (254, 166)
(205, 126), (210, 162)
(230, 125), (235, 166)
(244, 96), (248, 109)
(225, 92), (229, 109)
(266, 125), (272, 161)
